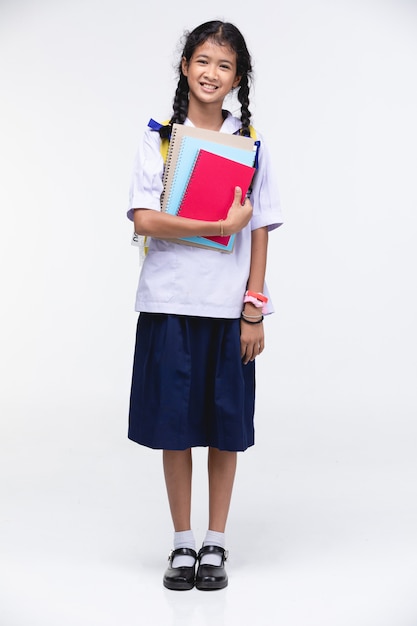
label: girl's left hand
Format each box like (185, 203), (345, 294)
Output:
(240, 320), (264, 364)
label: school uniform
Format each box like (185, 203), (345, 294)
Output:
(127, 113), (283, 451)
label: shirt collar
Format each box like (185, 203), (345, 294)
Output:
(184, 112), (241, 134)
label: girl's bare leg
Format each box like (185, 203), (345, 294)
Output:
(163, 449), (193, 531)
(162, 449), (196, 586)
(207, 447), (237, 532)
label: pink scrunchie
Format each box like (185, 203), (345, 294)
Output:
(243, 294), (268, 314)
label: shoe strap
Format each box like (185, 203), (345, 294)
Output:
(168, 547), (197, 562)
(198, 545), (228, 562)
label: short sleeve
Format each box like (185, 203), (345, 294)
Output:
(250, 131), (284, 232)
(127, 127), (164, 221)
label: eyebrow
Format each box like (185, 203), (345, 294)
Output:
(195, 54), (233, 65)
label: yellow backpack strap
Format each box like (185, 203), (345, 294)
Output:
(137, 119), (171, 258)
(147, 118), (171, 163)
(248, 126), (260, 168)
(234, 124), (260, 167)
(159, 119), (171, 163)
(160, 139), (169, 163)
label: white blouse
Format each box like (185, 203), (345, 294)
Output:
(127, 114), (283, 318)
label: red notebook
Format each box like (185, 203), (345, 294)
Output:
(177, 149), (256, 247)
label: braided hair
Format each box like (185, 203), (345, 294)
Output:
(158, 20), (253, 140)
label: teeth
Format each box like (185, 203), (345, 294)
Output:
(202, 83), (217, 90)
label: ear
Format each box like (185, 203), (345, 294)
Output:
(181, 57), (188, 77)
(232, 75), (241, 89)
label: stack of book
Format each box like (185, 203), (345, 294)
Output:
(161, 123), (257, 253)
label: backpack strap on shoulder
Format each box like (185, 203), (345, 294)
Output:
(233, 125), (260, 168)
(148, 118), (171, 163)
(248, 126), (260, 169)
(148, 118), (164, 131)
(133, 119), (171, 259)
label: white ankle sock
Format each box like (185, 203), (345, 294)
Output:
(200, 530), (225, 566)
(172, 530), (196, 567)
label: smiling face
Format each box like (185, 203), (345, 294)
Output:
(181, 39), (241, 109)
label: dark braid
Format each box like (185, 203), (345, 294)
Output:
(237, 75), (252, 137)
(158, 74), (188, 139)
(171, 74), (189, 126)
(158, 20), (253, 140)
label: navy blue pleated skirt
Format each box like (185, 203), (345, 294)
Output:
(128, 313), (255, 451)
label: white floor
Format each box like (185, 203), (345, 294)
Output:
(1, 398), (416, 626)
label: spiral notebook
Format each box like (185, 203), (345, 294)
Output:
(165, 136), (257, 220)
(170, 148), (256, 252)
(161, 123), (256, 213)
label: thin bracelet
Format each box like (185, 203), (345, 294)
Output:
(219, 219), (224, 237)
(241, 312), (263, 319)
(240, 314), (264, 325)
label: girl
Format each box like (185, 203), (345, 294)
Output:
(127, 20), (283, 591)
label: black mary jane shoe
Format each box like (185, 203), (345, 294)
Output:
(195, 545), (229, 591)
(163, 547), (198, 591)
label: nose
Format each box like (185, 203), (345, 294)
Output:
(203, 64), (217, 81)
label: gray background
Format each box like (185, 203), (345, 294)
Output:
(1, 0), (416, 624)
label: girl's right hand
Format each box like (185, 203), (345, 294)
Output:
(223, 187), (253, 235)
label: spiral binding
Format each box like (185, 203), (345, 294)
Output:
(160, 125), (178, 211)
